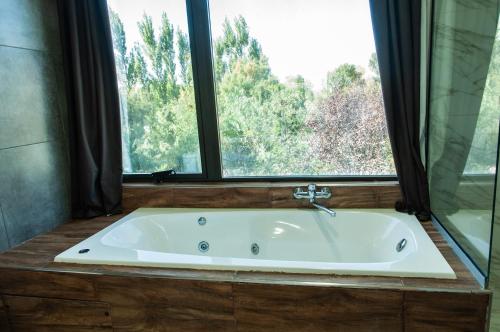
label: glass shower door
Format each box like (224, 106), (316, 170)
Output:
(427, 0), (500, 275)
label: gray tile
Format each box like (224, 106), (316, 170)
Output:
(53, 59), (69, 148)
(0, 0), (61, 54)
(0, 205), (10, 252)
(0, 141), (70, 247)
(0, 46), (63, 149)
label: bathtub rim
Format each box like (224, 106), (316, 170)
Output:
(54, 208), (457, 279)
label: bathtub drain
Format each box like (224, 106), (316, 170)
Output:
(251, 243), (259, 255)
(198, 241), (209, 252)
(396, 238), (407, 252)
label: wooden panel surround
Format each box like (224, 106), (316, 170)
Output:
(233, 283), (404, 331)
(3, 295), (112, 332)
(122, 182), (402, 210)
(0, 297), (9, 332)
(404, 291), (491, 331)
(0, 183), (491, 331)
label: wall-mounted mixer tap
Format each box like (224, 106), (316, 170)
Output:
(293, 184), (336, 217)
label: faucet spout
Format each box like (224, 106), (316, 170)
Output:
(312, 202), (336, 217)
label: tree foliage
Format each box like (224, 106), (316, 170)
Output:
(308, 79), (393, 174)
(326, 64), (364, 93)
(109, 10), (395, 175)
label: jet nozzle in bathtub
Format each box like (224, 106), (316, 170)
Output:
(396, 238), (407, 252)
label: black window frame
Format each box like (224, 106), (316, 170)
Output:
(118, 0), (398, 183)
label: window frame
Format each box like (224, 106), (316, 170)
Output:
(117, 0), (398, 183)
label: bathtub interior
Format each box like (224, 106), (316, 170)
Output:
(100, 210), (416, 264)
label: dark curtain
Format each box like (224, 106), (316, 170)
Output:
(58, 0), (123, 218)
(369, 0), (430, 220)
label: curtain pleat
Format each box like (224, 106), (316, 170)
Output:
(58, 0), (123, 218)
(369, 0), (431, 220)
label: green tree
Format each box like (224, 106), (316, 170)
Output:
(127, 43), (148, 88)
(369, 52), (380, 82)
(158, 13), (178, 98)
(177, 30), (192, 85)
(213, 17), (313, 175)
(109, 9), (127, 70)
(110, 12), (200, 172)
(137, 14), (157, 71)
(214, 16), (264, 80)
(326, 64), (364, 93)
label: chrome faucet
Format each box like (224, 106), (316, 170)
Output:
(293, 184), (336, 217)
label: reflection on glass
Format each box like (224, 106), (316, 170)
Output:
(428, 0), (500, 274)
(107, 0), (202, 174)
(209, 0), (395, 177)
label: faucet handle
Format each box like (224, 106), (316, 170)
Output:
(293, 186), (308, 199)
(293, 184), (331, 201)
(319, 187), (331, 195)
(314, 186), (332, 199)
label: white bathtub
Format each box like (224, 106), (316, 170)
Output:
(55, 208), (456, 279)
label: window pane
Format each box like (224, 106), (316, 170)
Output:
(209, 0), (395, 177)
(108, 0), (202, 174)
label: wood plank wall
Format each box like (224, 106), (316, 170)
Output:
(122, 183), (402, 210)
(0, 268), (490, 332)
(0, 296), (10, 332)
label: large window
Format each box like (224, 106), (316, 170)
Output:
(108, 0), (202, 174)
(107, 0), (395, 180)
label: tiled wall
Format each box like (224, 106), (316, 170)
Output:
(0, 0), (70, 251)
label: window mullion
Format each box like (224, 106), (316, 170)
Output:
(186, 0), (222, 181)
